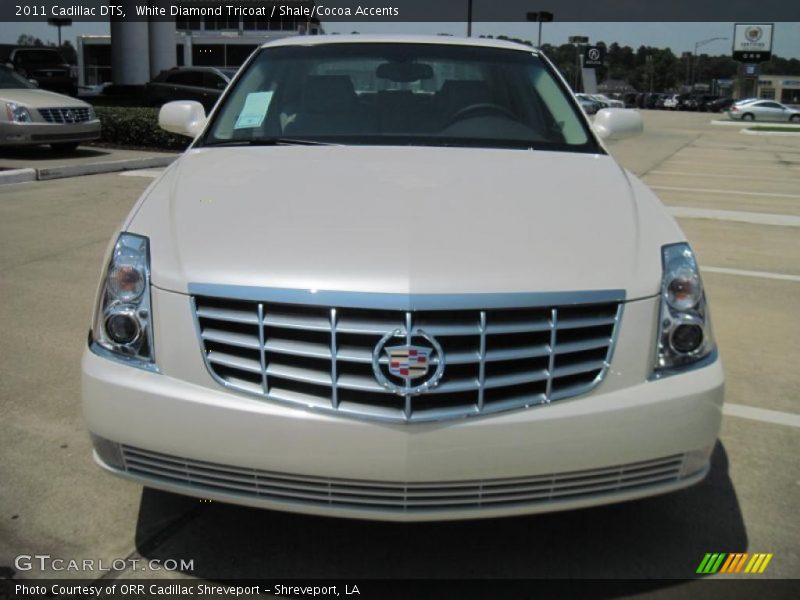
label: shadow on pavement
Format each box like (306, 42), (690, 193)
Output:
(0, 146), (109, 161)
(134, 442), (746, 582)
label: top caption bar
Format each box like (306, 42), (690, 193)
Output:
(3, 0), (799, 22)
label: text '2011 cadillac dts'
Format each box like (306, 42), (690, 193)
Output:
(82, 35), (723, 521)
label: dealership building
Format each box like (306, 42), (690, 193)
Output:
(78, 0), (320, 89)
(752, 75), (800, 104)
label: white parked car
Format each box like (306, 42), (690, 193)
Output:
(663, 94), (680, 110)
(0, 66), (100, 151)
(727, 100), (800, 122)
(575, 93), (601, 115)
(590, 94), (625, 108)
(83, 36), (723, 522)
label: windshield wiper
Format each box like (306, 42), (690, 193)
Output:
(202, 138), (334, 147)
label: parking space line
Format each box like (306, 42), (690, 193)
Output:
(119, 169), (163, 178)
(652, 185), (800, 199)
(723, 403), (800, 429)
(668, 207), (800, 227)
(648, 171), (800, 183)
(702, 266), (800, 283)
(663, 160), (800, 170)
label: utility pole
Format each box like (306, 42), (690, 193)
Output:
(568, 35), (589, 92)
(47, 18), (72, 47)
(526, 11), (554, 48)
(466, 0), (473, 37)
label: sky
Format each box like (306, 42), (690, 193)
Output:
(2, 21), (799, 59)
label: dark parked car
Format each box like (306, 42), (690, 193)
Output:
(2, 47), (76, 96)
(623, 92), (638, 108)
(695, 95), (721, 112)
(144, 67), (236, 112)
(706, 97), (734, 113)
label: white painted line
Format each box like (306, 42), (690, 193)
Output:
(663, 160), (800, 171)
(119, 169), (163, 178)
(668, 207), (800, 227)
(648, 170), (800, 183)
(702, 266), (800, 283)
(652, 185), (800, 199)
(723, 403), (800, 429)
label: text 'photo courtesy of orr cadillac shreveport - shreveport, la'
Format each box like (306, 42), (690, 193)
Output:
(82, 35), (724, 521)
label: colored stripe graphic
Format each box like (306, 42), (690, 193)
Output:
(698, 553), (773, 574)
(697, 553), (726, 574)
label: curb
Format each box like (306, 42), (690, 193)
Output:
(741, 128), (800, 137)
(709, 120), (747, 127)
(35, 155), (178, 181)
(0, 168), (37, 185)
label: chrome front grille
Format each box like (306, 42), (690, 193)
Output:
(38, 107), (92, 123)
(192, 291), (623, 422)
(121, 445), (684, 512)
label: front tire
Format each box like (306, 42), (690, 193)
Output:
(790, 115), (800, 123)
(51, 142), (80, 153)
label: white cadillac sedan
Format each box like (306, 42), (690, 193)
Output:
(0, 66), (100, 152)
(82, 36), (724, 521)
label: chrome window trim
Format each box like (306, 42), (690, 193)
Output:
(188, 286), (627, 424)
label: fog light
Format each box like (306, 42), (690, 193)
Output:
(90, 434), (124, 470)
(670, 323), (704, 354)
(104, 307), (141, 345)
(681, 446), (714, 478)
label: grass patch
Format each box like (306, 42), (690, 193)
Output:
(747, 125), (800, 132)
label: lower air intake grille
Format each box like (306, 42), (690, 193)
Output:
(121, 445), (684, 513)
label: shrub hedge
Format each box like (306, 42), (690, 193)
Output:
(94, 106), (191, 151)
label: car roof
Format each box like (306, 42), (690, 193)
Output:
(259, 34), (540, 55)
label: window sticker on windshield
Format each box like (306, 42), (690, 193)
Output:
(234, 91), (273, 129)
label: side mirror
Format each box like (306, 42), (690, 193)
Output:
(158, 100), (207, 138)
(593, 108), (643, 141)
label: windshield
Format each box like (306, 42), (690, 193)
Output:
(0, 67), (36, 89)
(201, 43), (599, 152)
(15, 49), (67, 65)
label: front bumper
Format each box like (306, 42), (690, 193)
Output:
(82, 285), (724, 521)
(0, 119), (100, 146)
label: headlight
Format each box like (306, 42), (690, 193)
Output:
(91, 233), (156, 370)
(87, 105), (96, 120)
(654, 243), (716, 375)
(5, 102), (32, 123)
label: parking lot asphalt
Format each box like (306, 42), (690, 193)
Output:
(1, 111), (798, 589)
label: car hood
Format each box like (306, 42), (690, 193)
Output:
(129, 146), (682, 300)
(0, 88), (87, 108)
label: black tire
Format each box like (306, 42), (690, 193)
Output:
(742, 113), (755, 121)
(50, 142), (80, 153)
(790, 115), (800, 123)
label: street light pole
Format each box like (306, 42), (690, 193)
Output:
(466, 0), (473, 37)
(526, 11), (554, 48)
(690, 36), (728, 90)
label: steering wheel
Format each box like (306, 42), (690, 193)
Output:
(445, 103), (520, 128)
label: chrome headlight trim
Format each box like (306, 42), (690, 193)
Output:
(652, 242), (717, 378)
(90, 232), (157, 371)
(5, 102), (32, 123)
